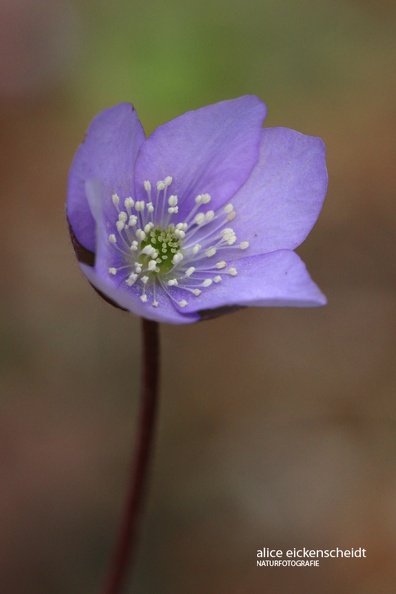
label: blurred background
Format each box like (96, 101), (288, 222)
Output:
(1, 0), (395, 592)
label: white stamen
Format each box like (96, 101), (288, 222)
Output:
(116, 221), (125, 232)
(126, 273), (138, 286)
(178, 300), (188, 307)
(130, 241), (138, 251)
(202, 279), (212, 287)
(228, 268), (238, 276)
(201, 193), (211, 204)
(141, 276), (149, 284)
(144, 222), (154, 234)
(118, 211), (128, 222)
(109, 267), (117, 275)
(148, 260), (157, 271)
(152, 300), (159, 307)
(164, 176), (173, 186)
(129, 215), (137, 227)
(194, 213), (205, 225)
(136, 229), (146, 241)
(112, 193), (120, 207)
(176, 223), (188, 231)
(214, 276), (222, 283)
(172, 252), (183, 265)
(185, 267), (195, 277)
(168, 195), (178, 206)
(205, 210), (215, 222)
(141, 245), (156, 256)
(227, 210), (236, 221)
(108, 234), (116, 244)
(192, 289), (201, 296)
(167, 279), (178, 286)
(168, 206), (179, 214)
(224, 204), (234, 214)
(239, 241), (249, 250)
(124, 197), (134, 209)
(175, 229), (185, 239)
(135, 264), (142, 273)
(192, 244), (201, 255)
(140, 294), (148, 303)
(156, 180), (165, 191)
(135, 201), (145, 212)
(205, 247), (217, 257)
(195, 194), (203, 205)
(143, 180), (151, 192)
(216, 261), (227, 269)
(147, 202), (154, 213)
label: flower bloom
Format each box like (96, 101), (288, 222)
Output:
(67, 96), (327, 324)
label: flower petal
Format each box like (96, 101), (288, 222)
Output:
(172, 250), (326, 313)
(80, 263), (200, 324)
(231, 128), (328, 256)
(134, 96), (267, 218)
(67, 103), (146, 252)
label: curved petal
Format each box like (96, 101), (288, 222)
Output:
(80, 264), (199, 324)
(231, 128), (328, 256)
(67, 103), (146, 252)
(133, 96), (267, 219)
(172, 250), (326, 314)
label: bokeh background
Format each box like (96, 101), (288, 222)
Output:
(1, 0), (396, 592)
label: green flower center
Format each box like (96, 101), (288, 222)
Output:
(141, 224), (183, 274)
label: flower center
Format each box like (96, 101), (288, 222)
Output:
(141, 224), (183, 274)
(106, 176), (249, 308)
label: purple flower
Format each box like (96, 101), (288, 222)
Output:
(67, 96), (328, 324)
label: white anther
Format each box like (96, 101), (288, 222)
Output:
(152, 300), (159, 307)
(144, 222), (154, 234)
(205, 210), (215, 222)
(136, 229), (146, 241)
(239, 241), (249, 250)
(178, 300), (188, 307)
(202, 279), (213, 287)
(185, 267), (195, 277)
(147, 202), (154, 213)
(168, 206), (179, 214)
(216, 261), (227, 269)
(194, 213), (205, 225)
(108, 267), (117, 275)
(135, 201), (145, 211)
(214, 275), (222, 283)
(126, 273), (138, 286)
(175, 229), (185, 239)
(148, 260), (157, 271)
(205, 247), (217, 258)
(164, 176), (173, 186)
(140, 294), (148, 303)
(192, 289), (202, 296)
(201, 193), (211, 204)
(156, 180), (165, 191)
(141, 276), (149, 284)
(227, 210), (236, 221)
(130, 241), (138, 251)
(143, 180), (151, 192)
(142, 245), (156, 256)
(118, 211), (128, 222)
(108, 234), (116, 244)
(128, 215), (137, 226)
(172, 252), (184, 265)
(195, 194), (203, 205)
(176, 222), (185, 230)
(224, 203), (234, 214)
(124, 197), (134, 209)
(135, 263), (142, 273)
(192, 244), (201, 255)
(168, 195), (178, 206)
(167, 279), (178, 286)
(228, 268), (237, 276)
(116, 221), (125, 232)
(112, 193), (120, 207)
(227, 235), (237, 245)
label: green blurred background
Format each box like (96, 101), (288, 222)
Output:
(1, 0), (396, 592)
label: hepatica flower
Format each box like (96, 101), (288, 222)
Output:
(67, 96), (327, 324)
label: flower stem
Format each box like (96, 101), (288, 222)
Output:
(103, 319), (160, 594)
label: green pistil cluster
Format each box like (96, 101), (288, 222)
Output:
(141, 224), (183, 274)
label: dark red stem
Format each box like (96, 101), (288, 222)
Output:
(102, 319), (160, 594)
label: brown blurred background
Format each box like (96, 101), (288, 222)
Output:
(1, 0), (395, 592)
